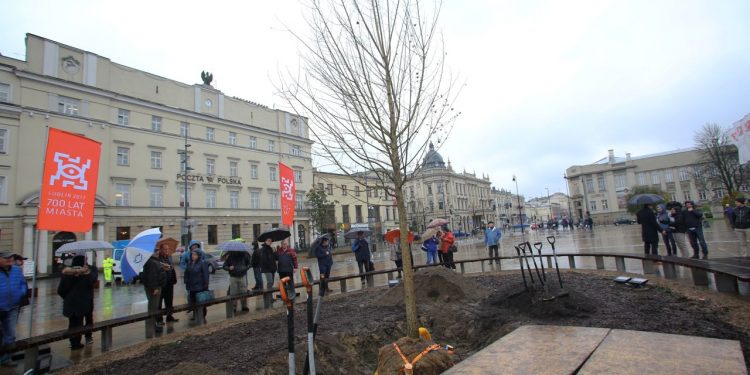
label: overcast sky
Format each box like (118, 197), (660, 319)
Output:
(2, 0), (749, 199)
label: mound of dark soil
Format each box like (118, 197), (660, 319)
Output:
(73, 271), (750, 375)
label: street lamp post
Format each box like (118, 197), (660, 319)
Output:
(512, 175), (525, 242)
(564, 173), (573, 225)
(178, 132), (193, 246)
(545, 187), (551, 220)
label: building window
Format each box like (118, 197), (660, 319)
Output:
(232, 224), (241, 239)
(180, 121), (189, 137)
(585, 177), (594, 193)
(250, 191), (260, 209)
(115, 183), (130, 206)
(116, 147), (130, 166)
(438, 201), (444, 210)
(268, 140), (275, 152)
(355, 205), (363, 222)
(291, 144), (301, 156)
(149, 185), (164, 207)
(317, 183), (324, 191)
(117, 109), (130, 126)
(270, 192), (279, 209)
(230, 190), (239, 208)
(651, 171), (660, 185)
(206, 188), (217, 208)
(207, 225), (218, 245)
(590, 200), (597, 211)
(206, 159), (216, 175)
(715, 188), (726, 199)
(636, 172), (646, 186)
(296, 193), (305, 210)
(58, 96), (80, 115)
(437, 183), (444, 194)
(597, 175), (606, 191)
(0, 176), (6, 204)
(0, 129), (7, 154)
(326, 184), (333, 195)
(115, 226), (131, 241)
(294, 170), (302, 183)
(180, 155), (191, 172)
(0, 83), (9, 103)
(250, 164), (258, 179)
(269, 166), (277, 181)
(229, 161), (238, 177)
(679, 168), (690, 181)
(179, 186), (191, 207)
(150, 151), (162, 169)
(249, 136), (257, 149)
(698, 190), (707, 200)
(151, 116), (162, 132)
(664, 169), (674, 183)
(614, 174), (627, 189)
(342, 185), (348, 196)
(602, 199), (608, 210)
(342, 205), (350, 224)
(229, 132), (237, 145)
(206, 127), (215, 141)
(683, 191), (692, 201)
(355, 185), (361, 197)
(427, 184), (432, 195)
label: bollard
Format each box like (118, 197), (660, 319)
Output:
(595, 256), (605, 270)
(387, 271), (393, 280)
(691, 268), (709, 286)
(23, 346), (38, 373)
(195, 309), (205, 325)
(226, 299), (235, 318)
(101, 326), (113, 352)
(145, 318), (155, 338)
(340, 279), (347, 293)
(460, 263), (465, 274)
(481, 261), (485, 273)
(615, 257), (626, 272)
(642, 259), (657, 274)
(263, 292), (273, 309)
(546, 256), (552, 270)
(662, 263), (677, 279)
(567, 255), (577, 269)
(714, 274), (739, 293)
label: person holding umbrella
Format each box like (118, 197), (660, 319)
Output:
(259, 237), (278, 290)
(251, 240), (263, 290)
(438, 225), (456, 269)
(276, 239), (299, 298)
(637, 203), (661, 255)
(221, 242), (252, 312)
(314, 236), (334, 289)
(157, 239), (179, 323)
(57, 255), (97, 349)
(142, 250), (166, 333)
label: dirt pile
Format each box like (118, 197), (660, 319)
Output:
(375, 337), (454, 375)
(155, 363), (231, 375)
(377, 267), (484, 306)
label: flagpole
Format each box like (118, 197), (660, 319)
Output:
(27, 125), (49, 338)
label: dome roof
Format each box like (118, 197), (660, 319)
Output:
(422, 142), (446, 169)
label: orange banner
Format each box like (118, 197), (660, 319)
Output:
(37, 128), (101, 232)
(279, 162), (296, 226)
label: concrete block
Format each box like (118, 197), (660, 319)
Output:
(714, 273), (739, 293)
(615, 257), (626, 272)
(662, 263), (677, 279)
(595, 256), (605, 270)
(691, 268), (709, 286)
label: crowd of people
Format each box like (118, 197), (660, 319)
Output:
(637, 200), (713, 258)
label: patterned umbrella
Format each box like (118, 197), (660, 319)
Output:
(216, 241), (251, 252)
(54, 240), (113, 256)
(344, 228), (372, 239)
(121, 228), (162, 283)
(427, 218), (449, 229)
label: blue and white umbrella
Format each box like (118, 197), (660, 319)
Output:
(121, 228), (162, 283)
(216, 241), (250, 252)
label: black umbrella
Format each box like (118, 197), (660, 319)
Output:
(628, 193), (665, 206)
(310, 233), (331, 251)
(257, 228), (291, 243)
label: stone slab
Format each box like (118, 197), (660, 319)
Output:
(442, 325), (610, 375)
(578, 329), (747, 375)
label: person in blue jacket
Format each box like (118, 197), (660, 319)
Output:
(315, 236), (333, 289)
(0, 251), (27, 365)
(484, 221), (502, 265)
(422, 235), (439, 265)
(184, 248), (210, 321)
(179, 240), (204, 270)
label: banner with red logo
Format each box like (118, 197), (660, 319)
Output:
(729, 113), (750, 164)
(279, 162), (296, 226)
(37, 128), (101, 232)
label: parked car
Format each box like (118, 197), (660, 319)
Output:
(613, 217), (636, 225)
(203, 251), (223, 274)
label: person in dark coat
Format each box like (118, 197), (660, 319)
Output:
(656, 205), (676, 256)
(276, 239), (299, 298)
(670, 204), (689, 257)
(142, 252), (165, 333)
(731, 197), (750, 257)
(315, 237), (333, 282)
(637, 204), (661, 255)
(57, 255), (97, 349)
(259, 238), (278, 290)
(184, 249), (210, 320)
(352, 232), (371, 284)
(250, 240), (263, 290)
(158, 244), (178, 323)
(223, 250), (252, 311)
(683, 201), (709, 259)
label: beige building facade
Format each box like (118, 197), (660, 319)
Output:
(565, 148), (713, 225)
(0, 34), (313, 274)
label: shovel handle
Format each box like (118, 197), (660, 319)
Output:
(533, 242), (543, 251)
(300, 267), (313, 294)
(518, 242), (527, 251)
(279, 277), (294, 308)
(546, 236), (555, 245)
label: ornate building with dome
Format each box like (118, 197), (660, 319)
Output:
(403, 143), (494, 233)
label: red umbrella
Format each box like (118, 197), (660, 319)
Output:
(427, 218), (449, 228)
(384, 229), (414, 244)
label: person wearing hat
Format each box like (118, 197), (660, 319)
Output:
(731, 197), (750, 257)
(57, 255), (97, 350)
(0, 251), (27, 365)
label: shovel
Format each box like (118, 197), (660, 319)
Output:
(304, 274), (327, 375)
(514, 246), (529, 291)
(301, 268), (316, 375)
(279, 276), (296, 375)
(517, 243), (535, 285)
(533, 242), (547, 283)
(523, 242), (544, 285)
(546, 236), (564, 288)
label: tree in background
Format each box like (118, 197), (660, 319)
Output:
(693, 123), (750, 200)
(280, 0), (461, 337)
(306, 189), (336, 238)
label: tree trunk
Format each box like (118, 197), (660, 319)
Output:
(393, 172), (419, 338)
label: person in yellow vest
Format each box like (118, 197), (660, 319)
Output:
(103, 256), (114, 287)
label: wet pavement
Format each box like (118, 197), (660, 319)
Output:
(7, 221), (749, 372)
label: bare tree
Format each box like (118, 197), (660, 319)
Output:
(280, 0), (460, 337)
(693, 123), (749, 199)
